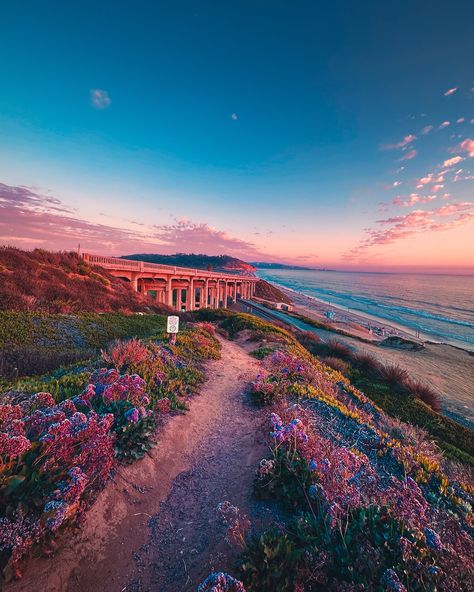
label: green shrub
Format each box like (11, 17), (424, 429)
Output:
(350, 369), (474, 466)
(250, 346), (277, 360)
(240, 507), (439, 592)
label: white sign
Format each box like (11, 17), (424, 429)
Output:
(167, 315), (180, 334)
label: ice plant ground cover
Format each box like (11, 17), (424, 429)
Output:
(0, 323), (220, 581)
(195, 312), (474, 592)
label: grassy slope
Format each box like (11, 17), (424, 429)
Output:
(0, 311), (167, 378)
(0, 247), (171, 314)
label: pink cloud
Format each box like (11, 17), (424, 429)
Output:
(438, 121), (450, 130)
(399, 149), (417, 161)
(381, 134), (416, 150)
(458, 138), (474, 157)
(393, 193), (437, 207)
(345, 201), (474, 258)
(444, 87), (458, 96)
(457, 118), (465, 124)
(435, 202), (473, 216)
(0, 182), (268, 260)
(442, 156), (464, 168)
(416, 172), (444, 188)
(420, 125), (433, 135)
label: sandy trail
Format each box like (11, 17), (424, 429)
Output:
(6, 336), (268, 592)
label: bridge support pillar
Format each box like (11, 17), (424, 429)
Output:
(166, 278), (173, 308)
(223, 281), (228, 308)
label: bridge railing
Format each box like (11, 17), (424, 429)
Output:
(81, 253), (257, 281)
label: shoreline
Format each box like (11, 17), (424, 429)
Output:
(253, 282), (474, 428)
(265, 279), (474, 354)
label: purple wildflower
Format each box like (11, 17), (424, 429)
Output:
(381, 569), (407, 592)
(424, 527), (443, 551)
(125, 407), (140, 423)
(197, 572), (246, 592)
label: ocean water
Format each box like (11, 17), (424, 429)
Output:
(256, 269), (474, 350)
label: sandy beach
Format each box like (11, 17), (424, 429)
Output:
(271, 286), (474, 429)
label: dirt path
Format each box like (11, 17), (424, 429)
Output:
(7, 337), (268, 592)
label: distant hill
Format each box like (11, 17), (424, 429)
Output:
(122, 253), (256, 273)
(252, 262), (315, 271)
(0, 247), (170, 314)
(252, 262), (335, 271)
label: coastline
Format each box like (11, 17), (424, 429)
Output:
(259, 280), (474, 429)
(266, 278), (474, 354)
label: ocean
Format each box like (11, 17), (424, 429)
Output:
(256, 269), (474, 350)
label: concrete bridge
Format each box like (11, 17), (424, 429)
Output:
(82, 253), (258, 311)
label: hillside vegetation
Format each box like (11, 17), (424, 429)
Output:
(0, 247), (169, 314)
(0, 319), (220, 581)
(192, 311), (474, 592)
(0, 312), (168, 377)
(122, 252), (256, 272)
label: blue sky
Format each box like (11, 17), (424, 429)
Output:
(1, 1), (473, 270)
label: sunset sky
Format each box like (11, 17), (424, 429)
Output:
(1, 1), (473, 272)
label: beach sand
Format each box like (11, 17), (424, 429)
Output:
(279, 288), (474, 429)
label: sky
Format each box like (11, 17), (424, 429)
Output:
(0, 0), (473, 272)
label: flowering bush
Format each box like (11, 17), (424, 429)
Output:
(0, 323), (222, 579)
(197, 572), (246, 592)
(101, 337), (151, 371)
(244, 344), (474, 591)
(0, 392), (115, 579)
(72, 368), (154, 462)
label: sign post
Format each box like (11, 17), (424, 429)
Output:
(167, 315), (179, 344)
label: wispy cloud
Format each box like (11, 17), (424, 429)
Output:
(392, 193), (437, 207)
(344, 201), (474, 259)
(90, 89), (111, 109)
(399, 149), (417, 161)
(416, 172), (444, 188)
(442, 156), (464, 168)
(420, 125), (433, 135)
(458, 138), (474, 157)
(151, 218), (264, 258)
(0, 182), (268, 260)
(381, 134), (416, 150)
(444, 87), (458, 96)
(438, 121), (450, 129)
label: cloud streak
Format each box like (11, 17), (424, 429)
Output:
(381, 134), (416, 150)
(399, 149), (417, 161)
(444, 87), (458, 96)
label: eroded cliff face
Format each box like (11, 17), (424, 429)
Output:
(254, 279), (292, 304)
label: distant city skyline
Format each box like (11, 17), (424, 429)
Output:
(1, 1), (473, 273)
